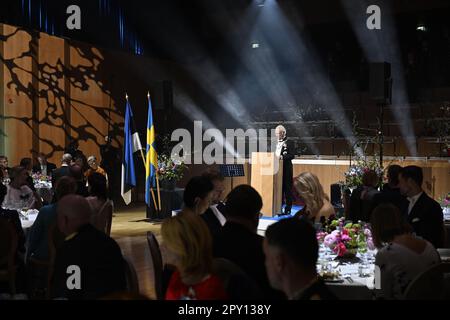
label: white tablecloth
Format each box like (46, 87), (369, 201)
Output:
(318, 246), (377, 299)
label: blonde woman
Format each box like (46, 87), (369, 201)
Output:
(162, 213), (228, 300)
(293, 172), (335, 223)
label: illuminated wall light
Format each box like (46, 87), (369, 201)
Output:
(252, 43), (260, 49)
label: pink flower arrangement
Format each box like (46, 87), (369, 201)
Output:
(320, 218), (374, 257)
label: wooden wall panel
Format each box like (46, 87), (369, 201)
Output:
(2, 25), (33, 166)
(38, 33), (66, 165)
(69, 45), (110, 161)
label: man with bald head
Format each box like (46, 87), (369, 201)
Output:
(52, 153), (72, 186)
(52, 195), (126, 299)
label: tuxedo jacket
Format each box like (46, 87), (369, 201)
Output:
(32, 162), (57, 175)
(52, 224), (126, 299)
(51, 166), (70, 186)
(406, 192), (445, 248)
(275, 138), (294, 188)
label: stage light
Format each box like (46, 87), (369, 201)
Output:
(256, 0), (266, 7)
(252, 43), (260, 49)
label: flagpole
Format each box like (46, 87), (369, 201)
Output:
(148, 92), (162, 212)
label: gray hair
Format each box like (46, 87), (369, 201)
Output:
(87, 155), (97, 163)
(275, 125), (286, 133)
(62, 153), (73, 164)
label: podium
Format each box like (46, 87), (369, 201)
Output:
(250, 152), (283, 217)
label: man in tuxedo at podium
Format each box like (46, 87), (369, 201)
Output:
(275, 125), (295, 215)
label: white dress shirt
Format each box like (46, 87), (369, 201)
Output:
(275, 140), (285, 158)
(210, 204), (226, 226)
(40, 165), (47, 176)
(407, 192), (423, 215)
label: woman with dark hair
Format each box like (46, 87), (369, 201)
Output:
(19, 157), (36, 191)
(86, 172), (110, 232)
(182, 176), (214, 215)
(371, 203), (440, 299)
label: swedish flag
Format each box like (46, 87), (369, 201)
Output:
(145, 94), (158, 207)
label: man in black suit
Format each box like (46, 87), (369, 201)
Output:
(52, 195), (126, 299)
(69, 164), (89, 197)
(200, 168), (226, 241)
(275, 125), (295, 216)
(32, 153), (57, 176)
(213, 185), (285, 299)
(399, 165), (445, 248)
(370, 164), (408, 220)
(52, 153), (72, 187)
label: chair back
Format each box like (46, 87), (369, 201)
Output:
(404, 262), (450, 300)
(123, 257), (139, 294)
(0, 218), (18, 295)
(0, 218), (18, 265)
(146, 231), (164, 300)
(92, 200), (113, 236)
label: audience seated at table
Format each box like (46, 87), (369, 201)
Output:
(213, 185), (285, 300)
(51, 154), (72, 186)
(264, 218), (337, 300)
(369, 165), (408, 220)
(27, 176), (78, 262)
(399, 165), (445, 248)
(371, 203), (440, 300)
(293, 172), (335, 223)
(51, 195), (126, 299)
(32, 153), (56, 176)
(182, 176), (214, 216)
(200, 169), (226, 242)
(86, 172), (111, 232)
(162, 212), (228, 300)
(348, 170), (380, 222)
(2, 166), (41, 210)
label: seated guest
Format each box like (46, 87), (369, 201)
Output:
(162, 213), (228, 300)
(27, 176), (77, 261)
(182, 176), (214, 216)
(85, 156), (107, 179)
(0, 155), (9, 179)
(399, 166), (445, 248)
(264, 218), (337, 300)
(69, 164), (89, 197)
(33, 153), (56, 176)
(371, 204), (440, 299)
(52, 195), (126, 299)
(370, 165), (408, 219)
(200, 169), (226, 241)
(0, 183), (26, 255)
(19, 157), (36, 191)
(214, 185), (285, 299)
(348, 170), (380, 222)
(52, 153), (72, 186)
(293, 172), (335, 223)
(2, 166), (40, 210)
(86, 173), (110, 232)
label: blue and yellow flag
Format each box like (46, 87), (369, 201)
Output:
(145, 94), (158, 207)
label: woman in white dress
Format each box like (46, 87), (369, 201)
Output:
(371, 203), (440, 299)
(2, 166), (41, 210)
